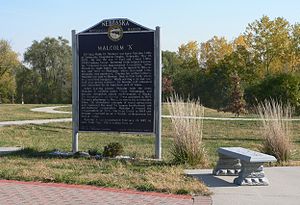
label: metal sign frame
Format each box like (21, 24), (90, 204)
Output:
(71, 19), (161, 159)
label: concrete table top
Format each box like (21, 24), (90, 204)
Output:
(218, 147), (277, 162)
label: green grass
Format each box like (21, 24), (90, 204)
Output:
(1, 104), (300, 195)
(53, 106), (72, 112)
(164, 118), (300, 164)
(1, 118), (300, 195)
(0, 122), (209, 195)
(0, 104), (71, 121)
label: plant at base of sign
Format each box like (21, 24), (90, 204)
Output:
(103, 142), (124, 158)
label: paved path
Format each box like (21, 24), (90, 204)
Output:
(0, 180), (212, 205)
(31, 106), (71, 114)
(31, 105), (300, 121)
(162, 115), (300, 121)
(186, 166), (300, 205)
(0, 106), (71, 127)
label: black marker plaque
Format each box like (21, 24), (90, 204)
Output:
(78, 19), (155, 132)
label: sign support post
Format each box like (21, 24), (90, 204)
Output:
(154, 26), (162, 160)
(72, 30), (79, 153)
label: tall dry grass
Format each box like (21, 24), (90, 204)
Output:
(167, 94), (206, 166)
(257, 99), (293, 162)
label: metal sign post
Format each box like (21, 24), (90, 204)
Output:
(154, 26), (162, 159)
(72, 30), (79, 153)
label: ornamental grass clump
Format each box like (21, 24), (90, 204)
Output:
(257, 99), (293, 162)
(167, 94), (206, 166)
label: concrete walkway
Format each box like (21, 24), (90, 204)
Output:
(0, 106), (71, 127)
(185, 166), (300, 205)
(31, 106), (71, 114)
(0, 180), (212, 205)
(30, 105), (300, 121)
(162, 115), (300, 121)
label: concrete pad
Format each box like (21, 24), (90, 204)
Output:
(185, 167), (300, 205)
(0, 147), (23, 155)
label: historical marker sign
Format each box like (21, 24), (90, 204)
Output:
(78, 19), (155, 132)
(72, 18), (161, 158)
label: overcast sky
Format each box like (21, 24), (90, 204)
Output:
(1, 0), (300, 59)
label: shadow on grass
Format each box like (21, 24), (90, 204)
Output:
(4, 148), (175, 167)
(35, 123), (71, 130)
(130, 160), (173, 167)
(203, 137), (262, 142)
(18, 123), (71, 133)
(4, 148), (69, 159)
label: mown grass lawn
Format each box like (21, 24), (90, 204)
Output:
(53, 106), (72, 113)
(0, 104), (71, 121)
(0, 122), (209, 195)
(1, 104), (300, 195)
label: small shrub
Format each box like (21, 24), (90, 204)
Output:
(257, 99), (293, 162)
(167, 94), (207, 166)
(103, 142), (123, 158)
(88, 149), (99, 156)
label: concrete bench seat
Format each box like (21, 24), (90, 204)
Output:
(213, 147), (277, 186)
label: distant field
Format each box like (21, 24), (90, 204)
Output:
(0, 104), (71, 121)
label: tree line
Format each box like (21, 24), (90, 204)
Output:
(163, 16), (300, 114)
(1, 16), (300, 114)
(0, 37), (72, 104)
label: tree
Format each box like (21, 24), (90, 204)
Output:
(225, 72), (246, 116)
(172, 68), (201, 100)
(164, 16), (300, 112)
(245, 16), (291, 75)
(232, 35), (249, 49)
(15, 65), (41, 104)
(162, 51), (182, 77)
(245, 73), (300, 114)
(162, 76), (174, 100)
(0, 71), (16, 103)
(162, 43), (201, 101)
(288, 23), (300, 71)
(178, 41), (200, 70)
(200, 36), (233, 70)
(24, 37), (72, 103)
(199, 63), (232, 109)
(0, 40), (19, 79)
(223, 37), (259, 85)
(0, 40), (19, 103)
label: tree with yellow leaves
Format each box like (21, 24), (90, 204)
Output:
(200, 36), (233, 70)
(0, 40), (19, 103)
